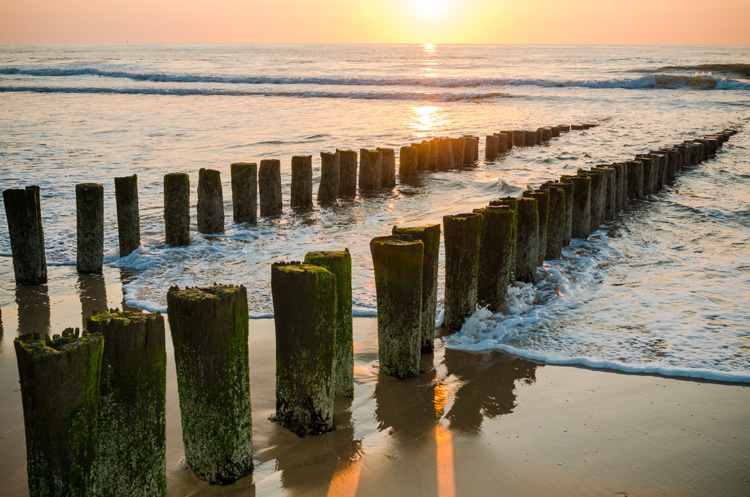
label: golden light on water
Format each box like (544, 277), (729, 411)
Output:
(410, 105), (446, 138)
(434, 383), (456, 497)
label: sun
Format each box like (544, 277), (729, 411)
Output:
(413, 0), (448, 19)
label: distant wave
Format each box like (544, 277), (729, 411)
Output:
(629, 63), (750, 79)
(1, 66), (749, 91)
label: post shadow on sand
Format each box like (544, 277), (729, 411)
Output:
(77, 273), (108, 330)
(442, 348), (537, 435)
(15, 284), (50, 335)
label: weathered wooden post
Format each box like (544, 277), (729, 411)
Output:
(473, 206), (516, 311)
(15, 330), (103, 497)
(593, 166), (617, 222)
(648, 152), (668, 190)
(290, 156), (313, 210)
(544, 180), (575, 247)
(337, 149), (358, 198)
(635, 156), (655, 196)
(525, 130), (538, 146)
(437, 137), (455, 170)
(231, 162), (258, 224)
(492, 197), (539, 282)
(496, 132), (509, 153)
(370, 236), (423, 378)
(571, 124), (585, 131)
(512, 130), (525, 147)
(559, 124), (571, 132)
(539, 184), (566, 260)
(318, 152), (341, 204)
(561, 175), (592, 239)
(3, 186), (47, 284)
(377, 147), (396, 188)
(540, 127), (552, 142)
(416, 141), (432, 171)
(523, 189), (549, 266)
(399, 145), (419, 180)
(500, 130), (514, 150)
(86, 311), (166, 497)
(443, 213), (483, 330)
(429, 139), (439, 170)
(271, 262), (337, 433)
(167, 285), (253, 483)
(626, 160), (644, 199)
(259, 159), (283, 216)
(76, 183), (104, 274)
(164, 173), (190, 246)
(578, 169), (605, 230)
(550, 126), (561, 138)
(450, 138), (464, 168)
(485, 135), (499, 161)
(462, 135), (478, 165)
(197, 168), (224, 234)
(610, 163), (628, 213)
(359, 149), (382, 191)
(115, 174), (141, 256)
(304, 250), (353, 398)
(392, 224), (441, 352)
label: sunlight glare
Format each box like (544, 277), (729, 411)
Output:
(414, 0), (448, 20)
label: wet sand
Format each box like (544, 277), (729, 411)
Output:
(0, 264), (748, 496)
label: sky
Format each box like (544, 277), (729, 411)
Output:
(1, 0), (748, 45)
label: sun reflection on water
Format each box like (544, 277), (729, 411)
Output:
(410, 105), (447, 138)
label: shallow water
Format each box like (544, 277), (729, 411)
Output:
(1, 43), (749, 382)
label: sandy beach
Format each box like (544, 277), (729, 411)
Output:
(0, 262), (748, 496)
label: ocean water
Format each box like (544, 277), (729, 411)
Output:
(1, 43), (748, 382)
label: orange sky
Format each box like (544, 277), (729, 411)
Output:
(1, 0), (748, 44)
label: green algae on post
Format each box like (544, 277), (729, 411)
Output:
(15, 329), (103, 497)
(231, 162), (258, 224)
(259, 159), (283, 216)
(114, 174), (141, 257)
(561, 174), (591, 240)
(318, 151), (341, 204)
(3, 185), (48, 285)
(578, 169), (605, 230)
(392, 224), (441, 352)
(167, 285), (253, 484)
(164, 172), (191, 246)
(336, 149), (358, 197)
(538, 184), (566, 260)
(473, 206), (516, 311)
(626, 160), (644, 199)
(523, 189), (549, 266)
(489, 198), (538, 283)
(197, 168), (224, 234)
(359, 149), (383, 191)
(304, 250), (353, 398)
(443, 213), (482, 331)
(291, 156), (313, 209)
(271, 262), (337, 433)
(76, 183), (104, 274)
(86, 310), (166, 497)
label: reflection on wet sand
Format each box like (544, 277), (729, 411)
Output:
(77, 273), (108, 329)
(118, 268), (144, 313)
(15, 284), (50, 335)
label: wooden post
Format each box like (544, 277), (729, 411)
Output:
(86, 311), (166, 497)
(593, 166), (617, 222)
(197, 168), (224, 234)
(417, 141), (432, 171)
(259, 159), (283, 217)
(500, 130), (514, 150)
(525, 130), (538, 146)
(512, 130), (525, 147)
(429, 139), (439, 170)
(539, 184), (566, 260)
(318, 152), (340, 204)
(231, 162), (258, 224)
(578, 169), (605, 230)
(559, 124), (571, 132)
(492, 198), (539, 282)
(392, 224), (441, 352)
(635, 156), (655, 195)
(337, 150), (358, 198)
(540, 127), (552, 142)
(450, 138), (464, 168)
(496, 132), (509, 153)
(166, 285), (253, 483)
(3, 186), (47, 284)
(115, 174), (141, 257)
(271, 263), (337, 433)
(164, 173), (190, 246)
(359, 149), (382, 191)
(443, 213), (483, 330)
(473, 206), (516, 311)
(290, 156), (313, 210)
(399, 145), (419, 180)
(523, 190), (549, 266)
(550, 126), (561, 138)
(626, 160), (644, 199)
(370, 237), (423, 378)
(436, 138), (454, 171)
(76, 183), (104, 274)
(304, 250), (353, 398)
(571, 124), (585, 130)
(561, 175), (592, 239)
(377, 147), (396, 188)
(15, 330), (103, 497)
(610, 163), (628, 213)
(485, 135), (499, 161)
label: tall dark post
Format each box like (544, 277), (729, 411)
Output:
(231, 162), (258, 223)
(523, 189), (549, 266)
(318, 152), (341, 204)
(578, 169), (605, 230)
(3, 186), (47, 284)
(337, 149), (358, 198)
(474, 206), (516, 311)
(115, 175), (141, 257)
(417, 141), (432, 171)
(485, 135), (499, 161)
(359, 149), (382, 191)
(539, 185), (566, 260)
(259, 159), (283, 217)
(290, 156), (313, 210)
(164, 173), (190, 246)
(491, 198), (539, 282)
(399, 145), (419, 180)
(377, 147), (396, 188)
(76, 183), (104, 274)
(610, 163), (629, 213)
(271, 263), (336, 434)
(436, 138), (454, 171)
(443, 213), (483, 331)
(197, 168), (224, 234)
(450, 138), (465, 168)
(561, 175), (592, 239)
(167, 285), (253, 484)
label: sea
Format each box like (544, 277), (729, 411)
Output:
(1, 43), (749, 383)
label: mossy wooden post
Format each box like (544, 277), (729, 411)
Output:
(377, 147), (396, 188)
(626, 160), (644, 199)
(437, 137), (454, 171)
(635, 156), (655, 195)
(370, 236), (423, 377)
(523, 190), (549, 266)
(610, 163), (628, 213)
(495, 132), (509, 153)
(259, 159), (283, 217)
(115, 174), (141, 257)
(164, 173), (190, 246)
(494, 198), (539, 282)
(76, 183), (104, 274)
(539, 184), (566, 260)
(304, 250), (353, 398)
(197, 168), (224, 234)
(500, 130), (514, 150)
(318, 152), (341, 204)
(648, 152), (668, 190)
(461, 136), (477, 165)
(578, 169), (605, 230)
(429, 139), (439, 170)
(473, 206), (516, 311)
(86, 311), (166, 497)
(166, 285), (252, 484)
(662, 149), (679, 184)
(359, 149), (382, 191)
(443, 213), (482, 331)
(290, 156), (313, 210)
(231, 162), (258, 223)
(399, 145), (419, 180)
(337, 150), (358, 198)
(543, 180), (574, 247)
(485, 135), (499, 161)
(593, 166), (617, 222)
(3, 186), (47, 285)
(417, 141), (432, 171)
(561, 175), (591, 239)
(15, 330), (103, 497)
(271, 263), (336, 434)
(392, 224), (441, 352)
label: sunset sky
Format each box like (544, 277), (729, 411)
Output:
(1, 0), (748, 45)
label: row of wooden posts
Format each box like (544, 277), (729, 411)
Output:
(2, 123), (594, 286)
(12, 125), (734, 496)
